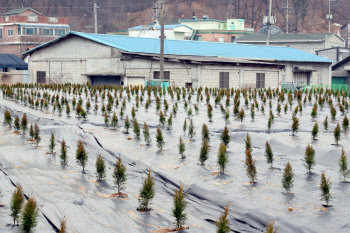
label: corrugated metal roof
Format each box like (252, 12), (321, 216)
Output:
(129, 24), (192, 31)
(0, 54), (28, 68)
(23, 31), (334, 63)
(235, 33), (340, 42)
(3, 7), (40, 16)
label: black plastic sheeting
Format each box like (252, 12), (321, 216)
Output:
(0, 90), (349, 233)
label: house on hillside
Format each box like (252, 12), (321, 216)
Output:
(23, 32), (333, 88)
(316, 47), (350, 63)
(0, 54), (28, 84)
(332, 56), (350, 89)
(0, 7), (70, 57)
(128, 24), (193, 40)
(234, 33), (345, 55)
(341, 23), (349, 48)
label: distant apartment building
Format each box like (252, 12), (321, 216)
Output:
(0, 7), (70, 57)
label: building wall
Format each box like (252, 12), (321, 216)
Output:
(0, 68), (28, 84)
(341, 24), (350, 48)
(180, 21), (225, 30)
(196, 32), (248, 43)
(324, 34), (345, 49)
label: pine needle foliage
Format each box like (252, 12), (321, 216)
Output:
(113, 157), (127, 194)
(172, 184), (187, 229)
(216, 204), (230, 233)
(138, 169), (155, 212)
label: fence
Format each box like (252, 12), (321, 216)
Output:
(303, 84), (348, 92)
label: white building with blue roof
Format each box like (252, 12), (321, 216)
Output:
(128, 24), (193, 40)
(23, 31), (333, 88)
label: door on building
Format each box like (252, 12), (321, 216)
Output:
(89, 76), (121, 86)
(293, 72), (310, 86)
(127, 76), (145, 86)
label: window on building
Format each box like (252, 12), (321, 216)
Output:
(37, 71), (46, 83)
(318, 74), (323, 85)
(285, 45), (291, 47)
(55, 29), (66, 36)
(8, 29), (13, 36)
(0, 29), (2, 40)
(219, 72), (229, 88)
(194, 35), (202, 41)
(5, 16), (9, 22)
(1, 67), (8, 72)
(43, 29), (50, 35)
(256, 73), (265, 88)
(231, 36), (236, 42)
(18, 26), (21, 35)
(28, 14), (37, 22)
(154, 71), (170, 80)
(219, 37), (225, 43)
(25, 28), (34, 35)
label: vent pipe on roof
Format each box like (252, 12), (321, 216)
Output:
(203, 15), (209, 19)
(193, 16), (197, 20)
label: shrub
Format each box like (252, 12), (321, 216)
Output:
(21, 196), (38, 232)
(217, 143), (228, 174)
(156, 126), (165, 150)
(238, 108), (245, 124)
(265, 220), (277, 233)
(60, 139), (68, 166)
(330, 105), (337, 121)
(216, 204), (230, 233)
(29, 124), (34, 140)
(207, 104), (213, 122)
(265, 141), (274, 169)
(199, 139), (209, 165)
(124, 116), (130, 134)
(113, 157), (127, 194)
(339, 147), (350, 182)
(291, 116), (299, 136)
(58, 217), (67, 233)
(220, 126), (230, 147)
(10, 184), (24, 226)
(21, 113), (28, 135)
(138, 169), (155, 212)
(282, 162), (294, 194)
(312, 122), (318, 140)
(45, 130), (54, 154)
(143, 122), (151, 145)
(245, 148), (257, 183)
(188, 120), (195, 141)
(14, 116), (20, 132)
(132, 118), (141, 139)
(342, 115), (349, 134)
(304, 145), (315, 172)
(183, 119), (187, 133)
(76, 140), (88, 171)
(167, 113), (173, 130)
(172, 184), (187, 230)
(95, 154), (106, 181)
(201, 124), (210, 142)
(159, 111), (166, 126)
(104, 112), (109, 127)
(334, 122), (341, 145)
(320, 172), (332, 207)
(244, 133), (252, 151)
(66, 103), (71, 117)
(34, 124), (41, 146)
(111, 111), (118, 130)
(323, 116), (329, 132)
(178, 137), (186, 159)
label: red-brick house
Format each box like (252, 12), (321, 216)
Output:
(0, 7), (70, 57)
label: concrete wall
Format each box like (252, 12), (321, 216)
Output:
(181, 21), (225, 30)
(0, 68), (28, 84)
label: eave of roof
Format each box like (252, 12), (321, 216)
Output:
(332, 56), (350, 70)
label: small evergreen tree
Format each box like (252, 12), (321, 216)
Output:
(58, 217), (67, 233)
(188, 120), (195, 141)
(124, 116), (130, 134)
(320, 172), (332, 207)
(10, 184), (24, 226)
(133, 118), (141, 139)
(172, 184), (187, 230)
(265, 141), (274, 169)
(143, 122), (151, 145)
(304, 145), (315, 172)
(330, 105), (337, 121)
(244, 133), (252, 151)
(282, 162), (294, 194)
(334, 122), (341, 145)
(111, 111), (118, 130)
(265, 220), (278, 233)
(156, 126), (165, 150)
(199, 139), (209, 165)
(34, 124), (41, 146)
(220, 126), (230, 147)
(113, 157), (127, 194)
(291, 116), (299, 136)
(183, 119), (187, 133)
(76, 140), (88, 172)
(201, 124), (210, 142)
(339, 147), (350, 182)
(138, 169), (155, 211)
(323, 116), (329, 132)
(104, 112), (109, 127)
(22, 196), (38, 233)
(342, 115), (349, 134)
(95, 154), (106, 181)
(21, 113), (28, 135)
(14, 116), (20, 132)
(312, 122), (319, 140)
(167, 113), (173, 130)
(60, 139), (68, 166)
(267, 116), (272, 132)
(238, 108), (245, 124)
(245, 148), (257, 183)
(66, 103), (71, 117)
(216, 204), (230, 233)
(178, 137), (186, 159)
(29, 124), (34, 140)
(217, 143), (228, 174)
(159, 110), (166, 126)
(49, 132), (55, 154)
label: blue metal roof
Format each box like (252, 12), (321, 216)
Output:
(23, 31), (333, 63)
(129, 24), (192, 30)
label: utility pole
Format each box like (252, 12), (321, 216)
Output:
(328, 0), (331, 33)
(94, 2), (99, 34)
(266, 0), (273, 45)
(285, 0), (289, 33)
(159, 0), (165, 80)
